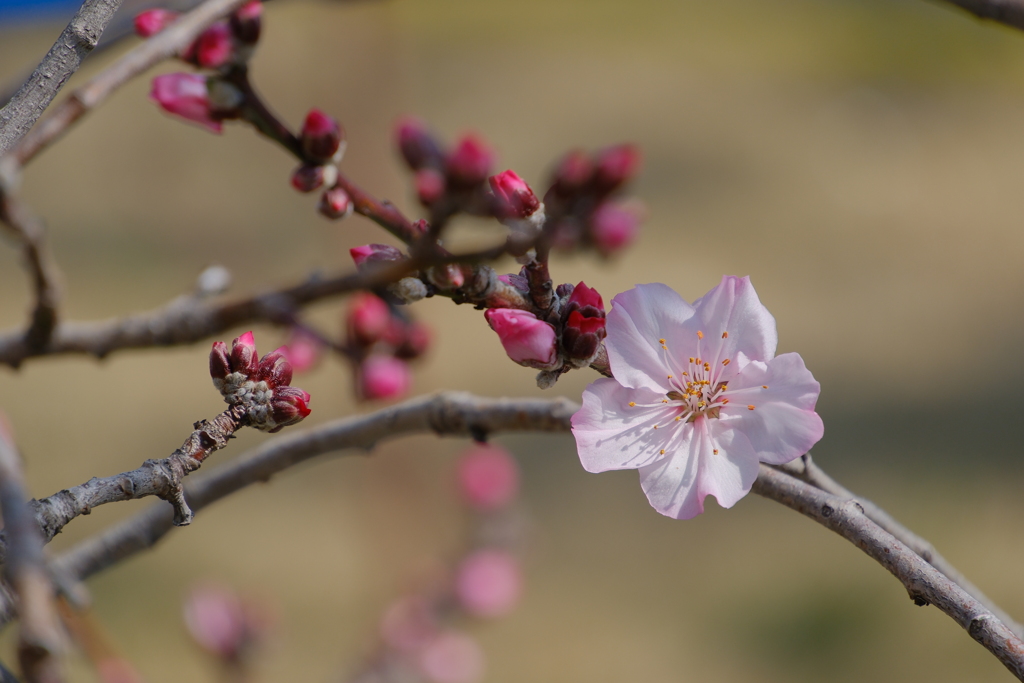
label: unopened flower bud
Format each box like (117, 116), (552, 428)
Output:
(560, 281), (606, 366)
(593, 144), (641, 193)
(446, 134), (494, 186)
(256, 347), (293, 387)
(551, 150), (594, 195)
(229, 0), (262, 44)
(195, 22), (234, 69)
(282, 328), (322, 373)
(415, 168), (446, 205)
(301, 109), (343, 163)
(394, 321), (431, 359)
(150, 73), (222, 134)
(429, 263), (465, 290)
(230, 331), (259, 378)
(456, 444), (519, 511)
(417, 631), (485, 683)
(350, 243), (405, 270)
(484, 309), (558, 369)
(358, 356), (411, 401)
(489, 170), (540, 219)
(388, 277), (429, 304)
(183, 585), (246, 660)
(396, 117), (443, 170)
(134, 8), (178, 37)
(347, 293), (391, 346)
(590, 201), (640, 255)
(318, 186), (353, 219)
(209, 341), (231, 382)
(455, 550), (522, 619)
(290, 164), (327, 193)
(268, 386), (311, 432)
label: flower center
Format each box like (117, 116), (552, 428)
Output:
(660, 335), (730, 421)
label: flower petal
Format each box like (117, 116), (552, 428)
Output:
(718, 353), (823, 465)
(692, 276), (777, 366)
(638, 418), (759, 519)
(606, 284), (698, 393)
(572, 378), (686, 473)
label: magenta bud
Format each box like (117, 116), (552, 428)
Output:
(230, 0), (262, 44)
(484, 308), (558, 369)
(590, 201), (640, 255)
(150, 73), (222, 134)
(318, 186), (353, 219)
(593, 144), (641, 193)
(347, 292), (392, 346)
(195, 22), (234, 68)
(456, 443), (519, 511)
(230, 331), (259, 377)
(561, 281), (606, 363)
(416, 632), (485, 683)
(290, 164), (326, 193)
(551, 149), (594, 194)
(350, 243), (405, 270)
(357, 356), (411, 401)
(445, 134), (494, 186)
(395, 321), (431, 360)
(566, 281), (603, 311)
(489, 170), (540, 219)
(269, 385), (311, 432)
(257, 347), (293, 387)
(430, 263), (465, 290)
(301, 109), (343, 163)
(415, 168), (446, 206)
(395, 116), (443, 170)
(282, 328), (323, 374)
(209, 341), (231, 381)
(455, 550), (523, 618)
(134, 8), (178, 37)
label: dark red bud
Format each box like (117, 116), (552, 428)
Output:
(489, 170), (540, 219)
(257, 347), (293, 387)
(195, 22), (234, 69)
(567, 309), (606, 336)
(551, 150), (594, 194)
(395, 321), (431, 360)
(269, 385), (311, 432)
(396, 117), (443, 170)
(446, 134), (494, 186)
(301, 109), (343, 163)
(593, 145), (641, 193)
(210, 341), (231, 380)
(415, 168), (446, 205)
(230, 331), (259, 377)
(319, 186), (353, 219)
(230, 0), (262, 44)
(290, 164), (326, 193)
(134, 9), (179, 37)
(567, 281), (603, 311)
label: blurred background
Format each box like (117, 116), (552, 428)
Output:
(2, 0), (1024, 680)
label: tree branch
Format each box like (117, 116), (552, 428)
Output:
(936, 0), (1024, 31)
(0, 0), (124, 158)
(753, 464), (1024, 680)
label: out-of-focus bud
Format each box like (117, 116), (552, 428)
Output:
(358, 356), (411, 400)
(290, 164), (327, 193)
(134, 8), (178, 37)
(592, 144), (641, 193)
(456, 444), (519, 511)
(484, 309), (558, 369)
(195, 22), (234, 69)
(412, 218), (430, 235)
(589, 201), (640, 255)
(560, 281), (606, 366)
(256, 347), (293, 387)
(96, 658), (144, 683)
(395, 320), (431, 360)
(417, 631), (485, 683)
(550, 149), (593, 195)
(380, 596), (438, 654)
(415, 168), (446, 206)
(488, 170), (540, 219)
(183, 585), (247, 660)
(229, 0), (262, 45)
(301, 109), (343, 163)
(282, 328), (323, 373)
(347, 293), (391, 345)
(230, 331), (259, 378)
(396, 117), (443, 170)
(389, 277), (429, 304)
(209, 341), (232, 383)
(268, 385), (311, 432)
(429, 264), (465, 290)
(150, 73), (222, 134)
(497, 272), (529, 295)
(350, 243), (405, 270)
(445, 134), (494, 187)
(318, 186), (353, 220)
(455, 550), (522, 619)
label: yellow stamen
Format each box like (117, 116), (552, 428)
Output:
(747, 405), (755, 411)
(659, 338), (666, 344)
(722, 331), (728, 338)
(660, 449), (666, 455)
(722, 359), (731, 366)
(713, 449), (719, 455)
(697, 330), (704, 339)
(628, 402), (636, 407)
(762, 385), (768, 389)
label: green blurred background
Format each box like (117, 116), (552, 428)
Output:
(2, 0), (1024, 680)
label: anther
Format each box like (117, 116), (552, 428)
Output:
(747, 405), (755, 410)
(659, 338), (666, 344)
(667, 375), (673, 379)
(628, 402), (636, 407)
(713, 449), (719, 455)
(675, 416), (682, 421)
(662, 399), (669, 403)
(697, 330), (704, 339)
(722, 359), (731, 366)
(722, 399), (730, 404)
(660, 449), (665, 455)
(721, 331), (728, 338)
(762, 385), (768, 389)
(653, 425), (658, 429)
(689, 357), (694, 364)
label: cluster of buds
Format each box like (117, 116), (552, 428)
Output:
(543, 145), (644, 255)
(183, 583), (274, 670)
(345, 292), (430, 401)
(395, 118), (498, 220)
(290, 109), (353, 220)
(353, 444), (523, 683)
(485, 280), (606, 387)
(140, 2), (263, 132)
(209, 332), (311, 432)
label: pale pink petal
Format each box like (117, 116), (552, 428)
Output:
(638, 418), (759, 519)
(718, 353), (823, 465)
(573, 378), (687, 473)
(606, 283), (699, 393)
(455, 550), (522, 618)
(417, 631), (485, 683)
(692, 275), (777, 366)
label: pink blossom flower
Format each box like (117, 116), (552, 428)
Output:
(456, 443), (519, 510)
(484, 309), (558, 369)
(455, 550), (522, 618)
(150, 73), (222, 133)
(358, 355), (411, 400)
(571, 276), (823, 520)
(489, 170), (540, 219)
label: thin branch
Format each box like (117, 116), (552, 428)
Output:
(0, 0), (124, 158)
(937, 0), (1024, 31)
(776, 453), (1024, 638)
(753, 464), (1024, 680)
(53, 392), (577, 581)
(7, 0), (252, 168)
(0, 423), (65, 683)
